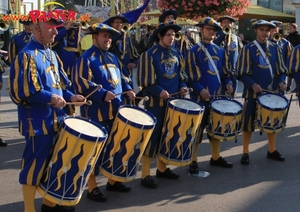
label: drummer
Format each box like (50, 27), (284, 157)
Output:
(9, 15), (85, 212)
(71, 23), (135, 200)
(185, 17), (233, 173)
(236, 20), (287, 165)
(137, 21), (188, 188)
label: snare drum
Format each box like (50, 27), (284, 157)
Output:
(37, 116), (107, 206)
(256, 93), (288, 133)
(100, 105), (156, 182)
(207, 98), (243, 141)
(158, 98), (204, 166)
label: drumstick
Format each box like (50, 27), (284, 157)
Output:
(115, 87), (142, 96)
(135, 96), (149, 101)
(65, 100), (92, 106)
(261, 89), (276, 93)
(85, 85), (102, 99)
(169, 88), (193, 97)
(213, 94), (231, 98)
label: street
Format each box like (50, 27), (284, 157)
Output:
(1, 69), (300, 212)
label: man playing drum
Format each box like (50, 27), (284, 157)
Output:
(236, 20), (288, 165)
(72, 23), (135, 201)
(185, 17), (234, 173)
(9, 15), (85, 212)
(137, 21), (188, 188)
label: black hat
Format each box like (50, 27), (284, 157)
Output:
(152, 21), (181, 41)
(158, 9), (178, 23)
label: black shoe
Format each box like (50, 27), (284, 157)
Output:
(141, 175), (158, 189)
(156, 168), (179, 179)
(0, 138), (7, 147)
(241, 153), (250, 165)
(210, 157), (233, 168)
(267, 150), (285, 161)
(41, 204), (75, 212)
(106, 182), (131, 192)
(87, 187), (107, 202)
(189, 161), (199, 173)
(286, 86), (290, 92)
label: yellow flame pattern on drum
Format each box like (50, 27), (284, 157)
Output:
(158, 105), (203, 166)
(256, 104), (287, 133)
(100, 115), (154, 182)
(207, 109), (242, 141)
(38, 127), (105, 206)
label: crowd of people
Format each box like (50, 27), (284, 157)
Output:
(1, 7), (300, 212)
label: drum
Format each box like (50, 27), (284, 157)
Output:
(256, 93), (288, 133)
(158, 98), (204, 166)
(207, 98), (243, 141)
(37, 116), (107, 206)
(100, 105), (156, 182)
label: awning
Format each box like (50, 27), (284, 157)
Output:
(141, 5), (295, 23)
(140, 17), (197, 26)
(142, 9), (160, 17)
(238, 5), (295, 22)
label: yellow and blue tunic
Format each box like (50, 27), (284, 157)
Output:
(185, 42), (232, 141)
(9, 38), (73, 136)
(214, 31), (242, 95)
(8, 30), (32, 63)
(109, 33), (139, 82)
(9, 38), (74, 185)
(269, 37), (293, 64)
(236, 40), (287, 132)
(72, 45), (132, 124)
(186, 42), (232, 102)
(138, 44), (187, 157)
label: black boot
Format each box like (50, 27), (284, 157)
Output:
(0, 138), (7, 147)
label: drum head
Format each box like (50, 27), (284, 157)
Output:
(258, 94), (288, 109)
(211, 99), (242, 113)
(119, 107), (155, 126)
(170, 99), (202, 111)
(64, 118), (105, 137)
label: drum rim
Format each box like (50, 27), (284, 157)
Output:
(257, 93), (289, 111)
(168, 97), (205, 114)
(62, 116), (108, 141)
(117, 105), (157, 129)
(210, 97), (243, 115)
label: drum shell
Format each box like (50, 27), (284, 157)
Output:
(207, 98), (243, 141)
(158, 98), (204, 166)
(37, 116), (107, 206)
(100, 105), (156, 182)
(255, 93), (288, 133)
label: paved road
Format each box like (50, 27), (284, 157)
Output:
(1, 69), (300, 212)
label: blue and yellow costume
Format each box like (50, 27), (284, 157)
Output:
(186, 17), (233, 170)
(72, 24), (133, 193)
(214, 16), (242, 96)
(269, 21), (294, 95)
(8, 28), (32, 63)
(9, 36), (74, 185)
(236, 37), (287, 132)
(138, 21), (187, 188)
(72, 23), (133, 198)
(236, 20), (287, 165)
(72, 45), (132, 129)
(106, 15), (139, 85)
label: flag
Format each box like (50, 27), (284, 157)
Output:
(104, 0), (150, 25)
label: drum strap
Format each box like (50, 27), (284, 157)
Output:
(199, 43), (221, 84)
(253, 40), (273, 79)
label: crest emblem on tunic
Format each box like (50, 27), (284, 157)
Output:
(162, 57), (178, 79)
